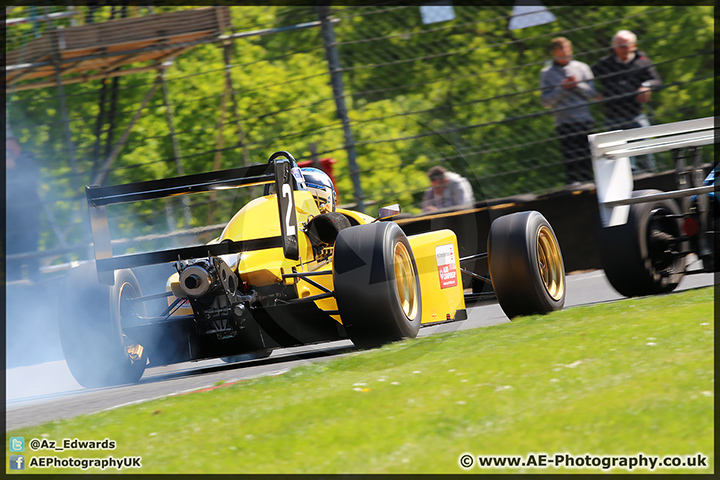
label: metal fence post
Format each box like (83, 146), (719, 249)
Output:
(159, 64), (192, 228)
(50, 25), (91, 255)
(223, 41), (251, 167)
(316, 5), (365, 213)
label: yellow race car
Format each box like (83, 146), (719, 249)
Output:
(59, 151), (566, 388)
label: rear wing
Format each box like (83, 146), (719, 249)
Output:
(588, 117), (716, 228)
(86, 151), (301, 285)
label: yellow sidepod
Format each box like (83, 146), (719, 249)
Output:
(407, 229), (466, 324)
(335, 207), (376, 225)
(165, 191), (322, 313)
(221, 191), (319, 287)
(292, 258), (341, 324)
(162, 196), (464, 328)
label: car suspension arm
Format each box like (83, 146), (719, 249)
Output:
(282, 270), (333, 294)
(459, 252), (487, 263)
(460, 268), (492, 284)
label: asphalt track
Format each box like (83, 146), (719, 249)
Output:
(6, 268), (714, 431)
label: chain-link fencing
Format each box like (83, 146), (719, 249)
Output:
(4, 4), (714, 278)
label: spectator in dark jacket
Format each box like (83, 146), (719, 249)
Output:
(592, 30), (662, 173)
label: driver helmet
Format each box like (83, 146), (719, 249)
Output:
(301, 167), (336, 212)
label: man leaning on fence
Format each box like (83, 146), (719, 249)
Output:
(422, 166), (475, 213)
(592, 29), (662, 173)
(5, 125), (42, 283)
(540, 36), (599, 186)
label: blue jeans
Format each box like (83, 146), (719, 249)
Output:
(604, 114), (656, 174)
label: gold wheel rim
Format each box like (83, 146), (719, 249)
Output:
(393, 242), (419, 321)
(537, 226), (565, 301)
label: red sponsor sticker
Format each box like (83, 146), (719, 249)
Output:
(436, 244), (458, 289)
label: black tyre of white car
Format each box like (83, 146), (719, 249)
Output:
(334, 222), (422, 348)
(598, 189), (685, 297)
(488, 211), (566, 319)
(58, 262), (147, 388)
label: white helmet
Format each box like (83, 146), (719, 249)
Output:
(301, 167), (336, 212)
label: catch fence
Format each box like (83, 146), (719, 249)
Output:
(4, 4), (714, 277)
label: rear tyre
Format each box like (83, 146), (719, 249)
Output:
(58, 262), (147, 388)
(598, 189), (685, 297)
(305, 212), (351, 248)
(334, 222), (422, 348)
(488, 211), (566, 319)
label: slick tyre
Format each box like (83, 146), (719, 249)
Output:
(598, 190), (685, 297)
(306, 212), (352, 248)
(58, 262), (147, 388)
(334, 222), (421, 348)
(488, 211), (566, 319)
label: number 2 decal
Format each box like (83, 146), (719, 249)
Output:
(282, 183), (296, 236)
(274, 157), (299, 260)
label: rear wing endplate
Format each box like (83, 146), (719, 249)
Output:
(86, 151), (300, 285)
(588, 117), (716, 228)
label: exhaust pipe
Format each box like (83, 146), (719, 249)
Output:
(176, 257), (239, 299)
(179, 264), (214, 298)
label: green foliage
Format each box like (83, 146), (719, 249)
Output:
(5, 6), (714, 248)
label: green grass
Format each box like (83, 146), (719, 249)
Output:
(7, 287), (714, 474)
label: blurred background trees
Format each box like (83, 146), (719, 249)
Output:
(5, 4), (714, 266)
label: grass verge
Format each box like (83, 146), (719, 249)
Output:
(6, 287), (714, 474)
